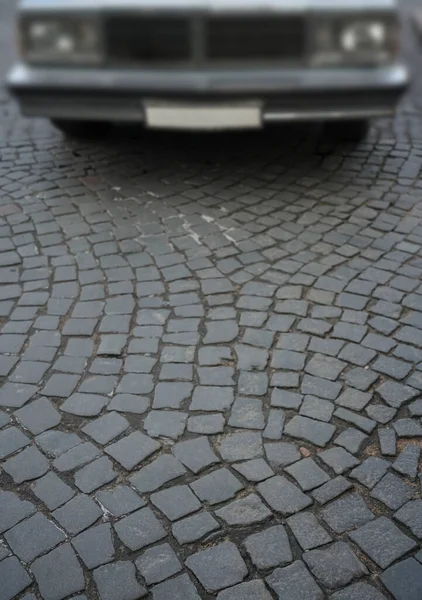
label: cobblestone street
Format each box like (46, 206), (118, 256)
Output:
(1, 1), (422, 599)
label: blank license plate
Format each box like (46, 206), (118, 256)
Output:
(144, 102), (262, 130)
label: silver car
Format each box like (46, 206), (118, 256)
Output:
(7, 0), (409, 141)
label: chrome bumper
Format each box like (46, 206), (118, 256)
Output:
(7, 63), (409, 124)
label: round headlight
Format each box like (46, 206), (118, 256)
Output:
(56, 34), (76, 54)
(29, 22), (51, 41)
(341, 22), (387, 53)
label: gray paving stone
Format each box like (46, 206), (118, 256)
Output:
(244, 525), (293, 569)
(0, 556), (32, 600)
(338, 343), (377, 367)
(0, 405), (10, 427)
(198, 366), (235, 386)
(287, 511), (332, 550)
(136, 543), (182, 584)
(216, 580), (272, 600)
(366, 404), (396, 424)
(185, 541), (248, 592)
(336, 388), (372, 411)
(285, 458), (330, 491)
(36, 430), (81, 457)
(9, 360), (49, 384)
(392, 444), (420, 479)
(0, 490), (36, 534)
(216, 493), (272, 525)
(350, 517), (417, 568)
(5, 512), (65, 562)
(105, 431), (160, 470)
(285, 415), (336, 447)
(233, 458), (275, 482)
(116, 373), (154, 395)
(32, 471), (75, 509)
(321, 493), (374, 533)
(370, 473), (415, 510)
(379, 428), (397, 456)
(271, 389), (302, 409)
(53, 441), (100, 472)
(173, 437), (219, 473)
(42, 373), (79, 397)
(82, 412), (130, 445)
(303, 541), (368, 590)
(305, 354), (346, 381)
(72, 523), (114, 569)
(131, 454), (187, 493)
(75, 456), (116, 493)
(144, 410), (188, 439)
(301, 375), (342, 400)
(151, 484), (201, 521)
(380, 558), (422, 600)
(3, 444), (49, 483)
(330, 582), (387, 600)
(53, 494), (102, 535)
(394, 500), (422, 539)
(190, 467), (243, 504)
(96, 485), (145, 517)
(393, 418), (422, 437)
(61, 393), (109, 417)
(153, 382), (193, 409)
(172, 511), (220, 544)
(94, 561), (147, 600)
(238, 371), (268, 395)
(258, 475), (312, 515)
(334, 427), (368, 454)
(228, 396), (265, 429)
(271, 349), (306, 371)
(0, 426), (30, 459)
(0, 383), (38, 408)
(409, 398), (422, 417)
(299, 395), (334, 422)
(108, 394), (150, 414)
(376, 381), (418, 408)
(188, 413), (225, 434)
(114, 507), (166, 550)
(334, 407), (376, 433)
(263, 409), (285, 439)
(32, 544), (85, 600)
(270, 371), (299, 388)
(219, 431), (263, 462)
(349, 456), (390, 489)
(266, 560), (323, 600)
(151, 573), (200, 600)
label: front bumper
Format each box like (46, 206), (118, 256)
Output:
(7, 63), (409, 126)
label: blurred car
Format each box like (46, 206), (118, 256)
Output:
(8, 0), (408, 141)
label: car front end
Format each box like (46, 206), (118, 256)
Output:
(7, 0), (409, 136)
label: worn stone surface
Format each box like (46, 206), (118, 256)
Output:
(303, 542), (368, 590)
(243, 525), (293, 569)
(0, 4), (422, 596)
(350, 517), (417, 568)
(185, 542), (248, 592)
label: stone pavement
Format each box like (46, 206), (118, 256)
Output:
(1, 1), (422, 599)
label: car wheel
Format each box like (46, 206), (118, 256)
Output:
(324, 119), (370, 143)
(51, 119), (112, 139)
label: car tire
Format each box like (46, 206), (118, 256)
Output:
(51, 119), (112, 139)
(324, 119), (370, 143)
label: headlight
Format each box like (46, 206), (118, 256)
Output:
(312, 15), (399, 66)
(20, 16), (102, 65)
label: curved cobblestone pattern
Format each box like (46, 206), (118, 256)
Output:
(1, 1), (422, 599)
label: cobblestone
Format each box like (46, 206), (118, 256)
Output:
(1, 3), (422, 596)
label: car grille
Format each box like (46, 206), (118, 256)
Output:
(105, 14), (306, 66)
